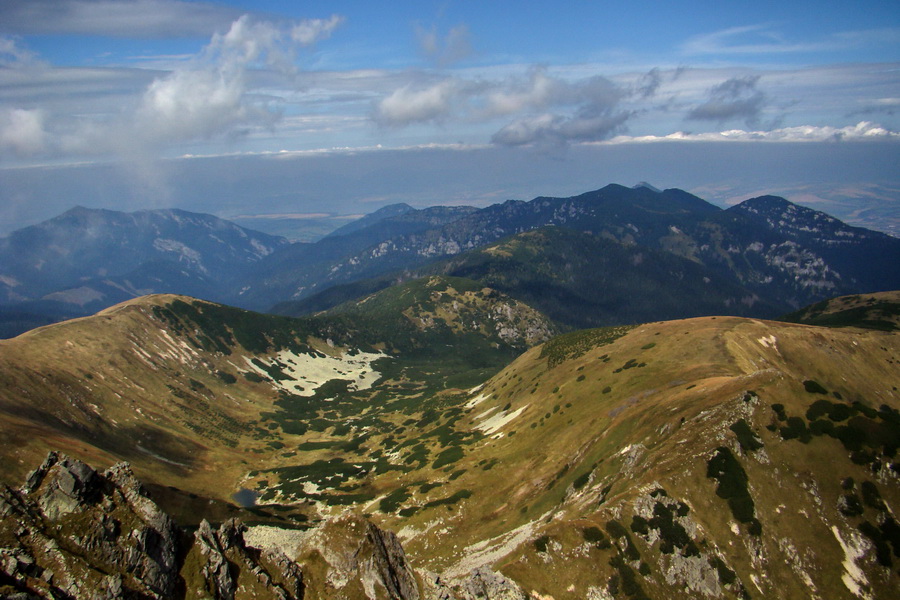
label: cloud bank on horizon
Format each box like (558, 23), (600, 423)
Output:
(0, 0), (898, 234)
(1, 0), (898, 162)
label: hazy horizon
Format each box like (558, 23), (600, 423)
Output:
(1, 1), (898, 235)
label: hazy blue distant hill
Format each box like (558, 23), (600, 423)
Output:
(267, 184), (900, 325)
(0, 207), (287, 336)
(4, 184), (899, 338)
(234, 204), (479, 309)
(323, 202), (416, 238)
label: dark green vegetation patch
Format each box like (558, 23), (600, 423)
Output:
(706, 447), (762, 535)
(729, 419), (763, 452)
(540, 325), (636, 368)
(630, 493), (699, 556)
(777, 398), (900, 473)
(783, 298), (900, 331)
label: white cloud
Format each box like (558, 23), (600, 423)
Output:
(687, 75), (767, 126)
(416, 23), (473, 66)
(492, 110), (631, 146)
(375, 79), (463, 126)
(485, 68), (568, 115)
(137, 68), (253, 142)
(130, 14), (347, 146)
(605, 121), (900, 144)
(0, 35), (41, 67)
(1, 14), (347, 159)
(0, 108), (46, 155)
(291, 14), (345, 46)
(374, 67), (630, 144)
(682, 24), (824, 56)
(682, 23), (900, 57)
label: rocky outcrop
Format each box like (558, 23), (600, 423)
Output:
(3, 451), (180, 599)
(2, 452), (536, 600)
(289, 513), (420, 600)
(0, 452), (306, 600)
(363, 522), (420, 600)
(460, 568), (528, 600)
(191, 518), (304, 600)
(419, 567), (527, 600)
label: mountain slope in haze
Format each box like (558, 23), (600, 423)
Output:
(0, 207), (288, 334)
(782, 290), (900, 331)
(255, 184), (900, 326)
(0, 292), (897, 599)
(5, 184), (898, 339)
(323, 202), (416, 238)
(713, 196), (900, 302)
(276, 227), (781, 329)
(429, 227), (783, 327)
(234, 204), (479, 309)
(240, 184), (725, 309)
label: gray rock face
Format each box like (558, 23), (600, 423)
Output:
(192, 518), (304, 600)
(9, 451), (181, 598)
(460, 567), (528, 600)
(364, 521), (420, 600)
(0, 452), (306, 600)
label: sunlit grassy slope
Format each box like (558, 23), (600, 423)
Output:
(0, 290), (897, 599)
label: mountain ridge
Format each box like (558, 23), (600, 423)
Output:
(251, 184), (899, 323)
(0, 206), (289, 335)
(3, 184), (898, 343)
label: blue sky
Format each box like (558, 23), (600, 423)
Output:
(0, 0), (899, 234)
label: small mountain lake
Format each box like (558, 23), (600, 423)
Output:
(232, 488), (259, 507)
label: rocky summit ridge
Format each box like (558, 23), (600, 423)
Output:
(1, 451), (416, 599)
(0, 451), (531, 600)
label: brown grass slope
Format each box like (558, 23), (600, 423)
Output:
(0, 294), (312, 498)
(371, 316), (899, 599)
(0, 292), (898, 599)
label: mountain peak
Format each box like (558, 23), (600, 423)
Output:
(632, 181), (662, 193)
(734, 194), (795, 211)
(729, 194), (841, 226)
(323, 203), (417, 239)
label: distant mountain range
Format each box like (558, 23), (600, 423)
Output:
(1, 184), (898, 338)
(0, 206), (287, 336)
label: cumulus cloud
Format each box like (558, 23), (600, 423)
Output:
(0, 35), (41, 66)
(4, 14), (346, 160)
(374, 66), (630, 145)
(484, 68), (622, 116)
(416, 23), (473, 66)
(0, 108), (46, 156)
(291, 14), (345, 46)
(489, 72), (630, 145)
(687, 75), (767, 126)
(131, 14), (343, 145)
(634, 67), (663, 99)
(491, 110), (631, 146)
(375, 79), (467, 126)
